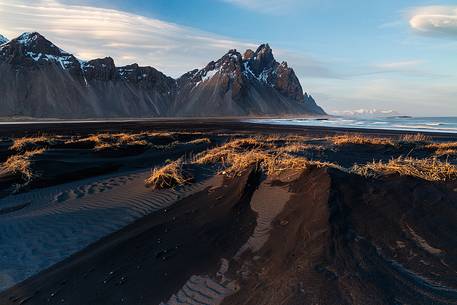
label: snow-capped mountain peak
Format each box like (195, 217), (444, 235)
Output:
(332, 109), (400, 117)
(0, 32), (81, 70)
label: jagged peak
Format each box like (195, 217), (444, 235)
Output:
(243, 49), (255, 61)
(304, 92), (315, 102)
(0, 34), (8, 45)
(8, 31), (70, 57)
(15, 32), (46, 46)
(255, 43), (272, 54)
(220, 49), (242, 62)
(87, 57), (115, 66)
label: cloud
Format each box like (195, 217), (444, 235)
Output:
(221, 0), (304, 14)
(374, 60), (423, 70)
(409, 6), (457, 38)
(302, 77), (457, 116)
(0, 0), (259, 76)
(0, 0), (335, 79)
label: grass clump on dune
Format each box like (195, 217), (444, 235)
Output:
(330, 134), (394, 146)
(194, 138), (338, 177)
(277, 143), (323, 153)
(10, 135), (55, 152)
(184, 138), (211, 145)
(352, 157), (457, 182)
(67, 133), (148, 150)
(1, 149), (46, 180)
(400, 133), (432, 143)
(425, 142), (457, 156)
(145, 159), (190, 189)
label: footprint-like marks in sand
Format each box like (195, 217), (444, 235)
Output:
(0, 170), (211, 292)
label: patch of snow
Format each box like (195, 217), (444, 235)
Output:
(203, 68), (218, 81)
(0, 34), (8, 45)
(243, 62), (274, 87)
(44, 54), (74, 69)
(332, 109), (400, 118)
(16, 32), (38, 46)
(194, 68), (219, 88)
(25, 51), (42, 61)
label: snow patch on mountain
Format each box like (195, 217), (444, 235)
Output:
(243, 62), (275, 87)
(332, 109), (400, 117)
(0, 34), (8, 45)
(24, 51), (76, 69)
(16, 32), (37, 46)
(202, 68), (218, 81)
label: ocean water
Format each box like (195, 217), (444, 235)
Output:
(246, 117), (457, 134)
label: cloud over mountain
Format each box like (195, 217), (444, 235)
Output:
(409, 6), (457, 38)
(0, 0), (257, 76)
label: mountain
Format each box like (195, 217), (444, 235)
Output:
(173, 45), (325, 116)
(0, 32), (325, 118)
(0, 34), (8, 45)
(332, 109), (399, 117)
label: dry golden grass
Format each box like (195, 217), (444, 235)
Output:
(352, 157), (457, 182)
(10, 135), (54, 151)
(425, 142), (457, 156)
(277, 143), (323, 153)
(400, 133), (432, 143)
(67, 133), (148, 150)
(194, 138), (338, 177)
(435, 149), (457, 156)
(185, 138), (211, 145)
(145, 159), (190, 189)
(330, 134), (394, 146)
(2, 149), (45, 180)
(66, 131), (213, 151)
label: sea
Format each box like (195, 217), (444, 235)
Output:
(246, 116), (457, 134)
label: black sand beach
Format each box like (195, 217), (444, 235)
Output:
(1, 120), (457, 305)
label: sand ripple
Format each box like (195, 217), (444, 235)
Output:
(0, 170), (210, 291)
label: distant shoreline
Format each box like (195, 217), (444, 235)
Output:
(1, 118), (457, 140)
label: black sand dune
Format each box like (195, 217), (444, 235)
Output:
(1, 121), (457, 305)
(1, 167), (457, 305)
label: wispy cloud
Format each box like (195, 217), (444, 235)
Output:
(409, 6), (457, 39)
(374, 60), (423, 70)
(221, 0), (305, 14)
(0, 0), (335, 79)
(0, 0), (259, 76)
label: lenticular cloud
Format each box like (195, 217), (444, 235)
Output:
(409, 6), (457, 38)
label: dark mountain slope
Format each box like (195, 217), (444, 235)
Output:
(0, 33), (325, 118)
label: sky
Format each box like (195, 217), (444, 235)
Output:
(0, 0), (456, 116)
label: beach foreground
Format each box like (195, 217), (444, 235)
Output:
(0, 120), (456, 305)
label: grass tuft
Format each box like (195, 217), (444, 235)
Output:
(352, 157), (457, 182)
(400, 133), (432, 143)
(1, 149), (46, 180)
(194, 138), (338, 177)
(425, 142), (457, 156)
(10, 135), (54, 151)
(145, 159), (190, 189)
(330, 134), (394, 146)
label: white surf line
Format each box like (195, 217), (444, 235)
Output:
(160, 174), (293, 305)
(0, 170), (215, 292)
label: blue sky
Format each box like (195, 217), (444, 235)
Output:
(0, 0), (456, 115)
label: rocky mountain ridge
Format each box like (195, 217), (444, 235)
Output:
(0, 34), (8, 45)
(0, 32), (325, 118)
